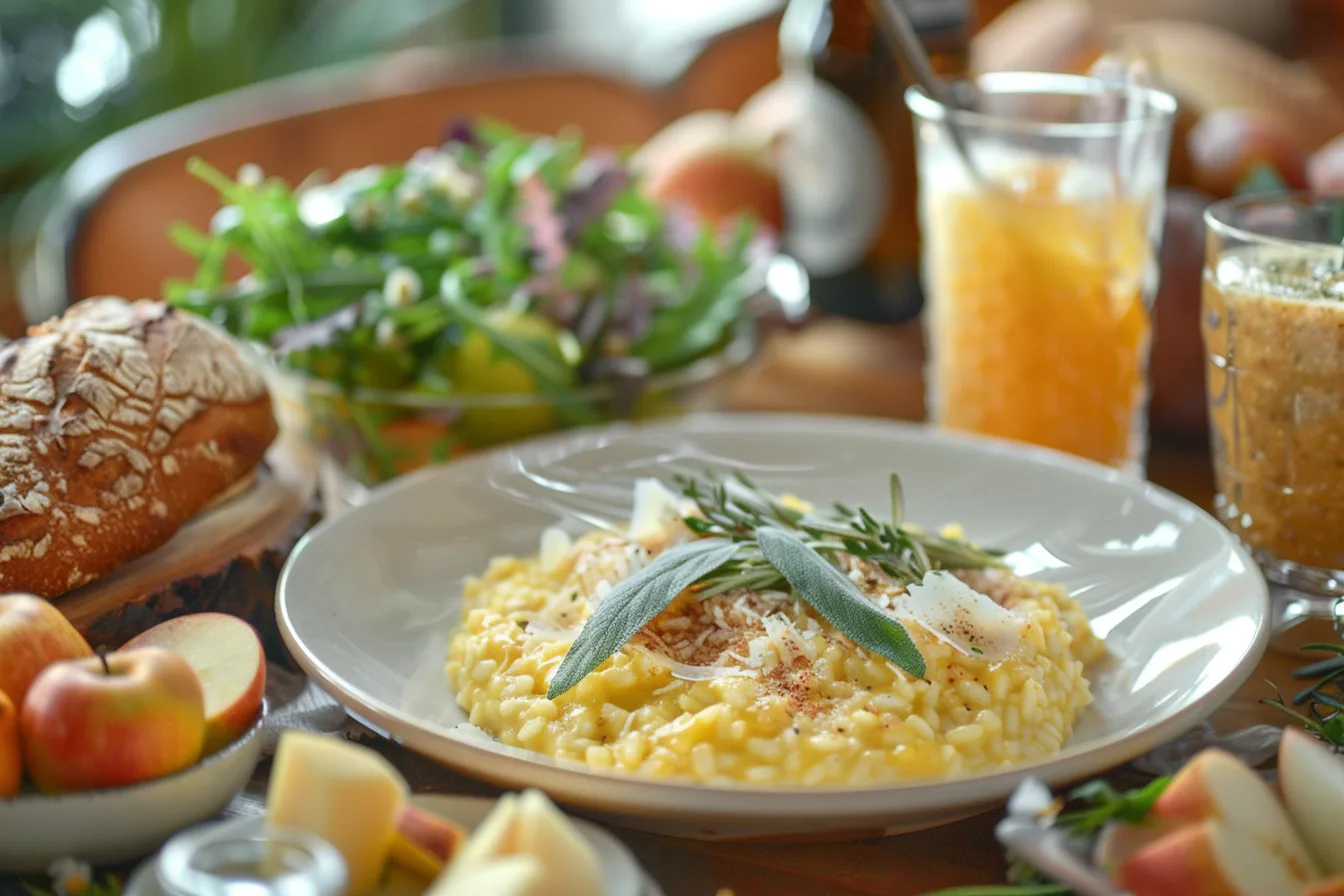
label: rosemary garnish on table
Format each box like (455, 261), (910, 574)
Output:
(546, 472), (1008, 699)
(1264, 641), (1344, 749)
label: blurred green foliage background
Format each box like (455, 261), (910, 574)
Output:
(0, 0), (515, 327)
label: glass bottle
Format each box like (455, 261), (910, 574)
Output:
(126, 817), (347, 896)
(775, 0), (973, 324)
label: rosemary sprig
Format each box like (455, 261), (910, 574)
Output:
(1263, 640), (1344, 749)
(675, 471), (1007, 596)
(546, 471), (1007, 698)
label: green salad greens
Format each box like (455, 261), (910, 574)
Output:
(166, 117), (766, 484)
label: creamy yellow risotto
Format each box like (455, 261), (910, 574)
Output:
(446, 477), (1103, 786)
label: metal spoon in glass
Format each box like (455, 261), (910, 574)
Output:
(864, 0), (986, 187)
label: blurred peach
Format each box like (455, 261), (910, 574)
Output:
(1187, 108), (1309, 198)
(1307, 134), (1344, 194)
(1150, 188), (1214, 440)
(633, 111), (784, 233)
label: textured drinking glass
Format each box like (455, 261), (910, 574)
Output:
(907, 72), (1176, 475)
(131, 817), (347, 896)
(1203, 194), (1344, 632)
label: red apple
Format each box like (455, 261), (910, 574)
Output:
(121, 613), (266, 754)
(0, 690), (19, 797)
(1188, 108), (1310, 198)
(0, 593), (93, 707)
(634, 110), (785, 233)
(20, 647), (206, 793)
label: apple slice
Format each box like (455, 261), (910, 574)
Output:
(122, 613), (265, 754)
(1279, 727), (1344, 875)
(1118, 819), (1319, 896)
(1151, 748), (1320, 880)
(1094, 821), (1171, 873)
(388, 804), (466, 880)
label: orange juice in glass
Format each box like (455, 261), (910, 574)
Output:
(907, 73), (1176, 473)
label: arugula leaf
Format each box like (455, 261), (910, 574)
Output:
(633, 217), (756, 372)
(547, 538), (740, 700)
(756, 526), (926, 679)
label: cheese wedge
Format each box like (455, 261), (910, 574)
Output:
(514, 789), (605, 896)
(428, 856), (545, 896)
(265, 731), (409, 896)
(440, 789), (604, 896)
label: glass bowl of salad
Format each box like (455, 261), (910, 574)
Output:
(166, 119), (773, 508)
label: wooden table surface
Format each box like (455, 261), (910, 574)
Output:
(585, 317), (1312, 896)
(12, 316), (1307, 896)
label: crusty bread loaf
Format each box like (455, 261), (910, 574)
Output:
(0, 297), (278, 599)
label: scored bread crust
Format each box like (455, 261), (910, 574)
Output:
(0, 297), (279, 599)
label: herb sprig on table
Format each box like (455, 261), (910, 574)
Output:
(546, 473), (1008, 699)
(1264, 636), (1344, 749)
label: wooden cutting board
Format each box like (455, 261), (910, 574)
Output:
(53, 430), (318, 648)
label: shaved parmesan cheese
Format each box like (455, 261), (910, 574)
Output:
(631, 644), (751, 681)
(629, 477), (684, 540)
(901, 570), (1025, 661)
(538, 526), (573, 571)
(762, 613), (804, 663)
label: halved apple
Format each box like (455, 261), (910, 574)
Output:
(1118, 818), (1319, 896)
(1279, 727), (1344, 875)
(121, 613), (266, 754)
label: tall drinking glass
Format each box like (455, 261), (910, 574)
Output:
(1203, 194), (1344, 632)
(906, 73), (1177, 474)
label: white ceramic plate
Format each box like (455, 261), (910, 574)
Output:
(0, 705), (266, 872)
(277, 413), (1270, 840)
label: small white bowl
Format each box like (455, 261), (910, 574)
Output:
(0, 704), (267, 872)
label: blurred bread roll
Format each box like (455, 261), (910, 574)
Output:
(970, 0), (1105, 76)
(1110, 20), (1344, 152)
(1093, 0), (1294, 53)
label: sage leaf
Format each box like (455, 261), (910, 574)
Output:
(889, 473), (905, 529)
(547, 538), (740, 699)
(757, 526), (926, 679)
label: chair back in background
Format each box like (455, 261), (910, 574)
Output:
(20, 10), (780, 326)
